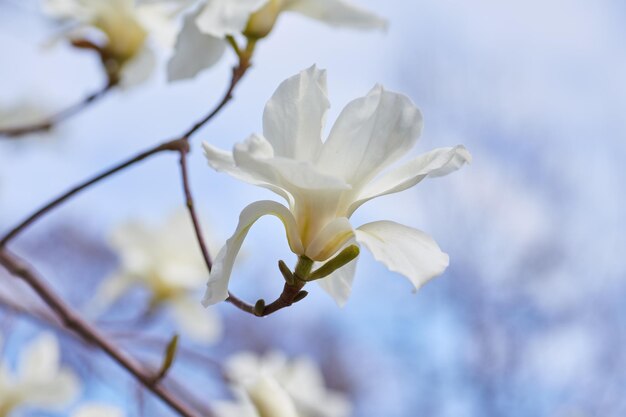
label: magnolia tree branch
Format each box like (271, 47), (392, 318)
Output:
(0, 249), (204, 417)
(0, 58), (251, 247)
(0, 80), (116, 139)
(0, 138), (187, 246)
(0, 58), (251, 416)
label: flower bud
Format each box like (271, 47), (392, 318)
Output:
(308, 245), (360, 281)
(243, 0), (284, 39)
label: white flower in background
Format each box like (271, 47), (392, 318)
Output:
(72, 403), (124, 417)
(168, 0), (387, 81)
(203, 66), (471, 307)
(0, 333), (79, 416)
(93, 210), (221, 343)
(216, 352), (350, 417)
(42, 0), (181, 86)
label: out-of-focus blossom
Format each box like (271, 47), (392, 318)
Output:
(202, 66), (471, 307)
(0, 333), (79, 416)
(93, 210), (221, 343)
(72, 403), (124, 417)
(215, 351), (350, 417)
(43, 0), (182, 86)
(168, 0), (387, 81)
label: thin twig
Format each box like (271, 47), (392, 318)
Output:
(0, 58), (252, 415)
(178, 148), (213, 270)
(0, 249), (202, 417)
(1, 58), (251, 247)
(181, 61), (250, 140)
(0, 81), (115, 138)
(0, 138), (188, 246)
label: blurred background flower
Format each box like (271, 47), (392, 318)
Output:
(0, 0), (625, 416)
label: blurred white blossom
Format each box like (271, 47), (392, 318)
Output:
(168, 0), (387, 81)
(0, 333), (79, 416)
(216, 351), (350, 417)
(93, 210), (221, 343)
(43, 0), (182, 86)
(72, 403), (124, 417)
(202, 66), (471, 306)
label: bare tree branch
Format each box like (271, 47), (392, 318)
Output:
(0, 249), (204, 417)
(0, 81), (115, 139)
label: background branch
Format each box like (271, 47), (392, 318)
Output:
(0, 249), (204, 417)
(0, 80), (115, 139)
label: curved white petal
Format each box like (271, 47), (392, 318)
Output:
(203, 142), (294, 205)
(168, 9), (226, 81)
(317, 254), (357, 307)
(234, 134), (350, 192)
(169, 297), (222, 343)
(202, 201), (303, 306)
(120, 46), (156, 87)
(305, 217), (353, 261)
(317, 85), (423, 188)
(263, 65), (328, 161)
(355, 221), (449, 291)
(196, 0), (268, 38)
(349, 145), (472, 214)
(285, 0), (387, 31)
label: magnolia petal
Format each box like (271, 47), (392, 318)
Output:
(23, 369), (80, 408)
(42, 0), (92, 20)
(72, 404), (125, 417)
(195, 0), (268, 38)
(203, 141), (294, 205)
(305, 217), (354, 261)
(245, 374), (300, 417)
(88, 274), (133, 317)
(19, 333), (60, 383)
(355, 221), (449, 291)
(234, 134), (350, 192)
(317, 85), (423, 188)
(136, 3), (181, 49)
(169, 297), (222, 343)
(263, 65), (328, 161)
(120, 46), (156, 87)
(168, 9), (226, 81)
(202, 201), (303, 306)
(349, 145), (472, 215)
(317, 255), (357, 307)
(285, 0), (388, 31)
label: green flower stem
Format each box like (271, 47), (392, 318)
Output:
(294, 256), (314, 281)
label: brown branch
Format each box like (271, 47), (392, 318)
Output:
(0, 81), (115, 139)
(0, 138), (188, 247)
(226, 257), (312, 317)
(181, 61), (250, 140)
(0, 57), (252, 414)
(178, 148), (213, 270)
(1, 56), (251, 247)
(0, 249), (202, 417)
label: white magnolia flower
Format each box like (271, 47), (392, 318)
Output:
(0, 333), (79, 416)
(203, 66), (471, 307)
(216, 352), (350, 417)
(168, 0), (387, 81)
(43, 0), (180, 86)
(72, 403), (124, 417)
(94, 210), (221, 343)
